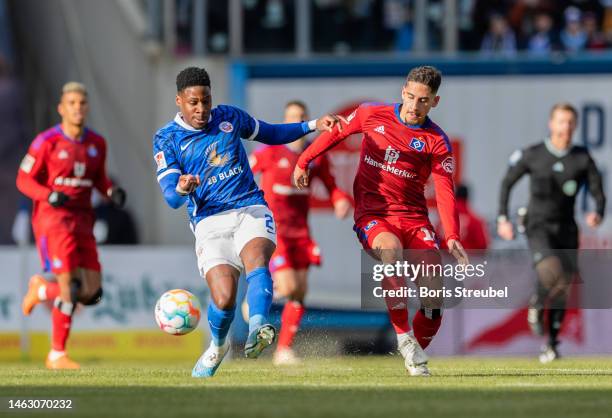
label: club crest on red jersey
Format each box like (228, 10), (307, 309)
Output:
(409, 137), (425, 152)
(441, 156), (455, 174)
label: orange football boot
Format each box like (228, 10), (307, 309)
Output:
(45, 353), (80, 370)
(22, 274), (48, 316)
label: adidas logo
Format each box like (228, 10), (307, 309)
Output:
(374, 125), (385, 134)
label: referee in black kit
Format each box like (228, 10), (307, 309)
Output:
(497, 102), (606, 363)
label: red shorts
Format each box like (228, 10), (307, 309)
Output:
(33, 212), (100, 274)
(270, 236), (321, 273)
(353, 216), (440, 251)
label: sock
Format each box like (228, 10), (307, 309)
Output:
(51, 298), (73, 352)
(531, 281), (548, 309)
(48, 349), (66, 361)
(412, 308), (442, 349)
(246, 267), (273, 334)
(42, 282), (60, 301)
(382, 276), (410, 334)
(207, 301), (235, 346)
(277, 301), (305, 349)
(548, 295), (566, 346)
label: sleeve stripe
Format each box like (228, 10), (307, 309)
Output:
(157, 168), (182, 182)
(246, 118), (260, 141)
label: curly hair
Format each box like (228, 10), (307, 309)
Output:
(176, 67), (211, 92)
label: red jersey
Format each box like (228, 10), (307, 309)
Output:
(298, 103), (459, 241)
(439, 200), (489, 250)
(16, 125), (113, 231)
(251, 144), (350, 239)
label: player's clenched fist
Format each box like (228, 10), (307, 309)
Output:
(293, 165), (310, 190)
(315, 114), (348, 133)
(176, 174), (201, 196)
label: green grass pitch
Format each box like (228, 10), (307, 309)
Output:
(2, 356), (612, 418)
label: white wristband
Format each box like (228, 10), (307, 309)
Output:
(175, 184), (190, 196)
(307, 119), (317, 131)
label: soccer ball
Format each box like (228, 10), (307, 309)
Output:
(155, 289), (201, 335)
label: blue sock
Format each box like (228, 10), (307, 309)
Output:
(207, 301), (235, 346)
(246, 267), (273, 334)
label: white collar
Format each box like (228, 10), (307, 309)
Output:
(544, 137), (570, 158)
(174, 112), (212, 131)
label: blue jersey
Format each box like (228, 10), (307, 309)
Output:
(153, 105), (267, 225)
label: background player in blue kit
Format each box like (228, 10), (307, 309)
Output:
(153, 67), (344, 378)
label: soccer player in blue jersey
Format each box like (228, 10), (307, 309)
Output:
(153, 67), (344, 378)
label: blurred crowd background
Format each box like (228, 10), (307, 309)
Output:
(146, 0), (612, 55)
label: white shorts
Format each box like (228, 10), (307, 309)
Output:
(194, 205), (277, 277)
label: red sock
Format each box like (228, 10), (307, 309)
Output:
(45, 282), (60, 300)
(382, 276), (410, 334)
(277, 301), (305, 349)
(51, 303), (72, 351)
(412, 309), (442, 349)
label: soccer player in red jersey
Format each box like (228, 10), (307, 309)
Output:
(250, 101), (352, 365)
(16, 82), (126, 369)
(294, 66), (468, 376)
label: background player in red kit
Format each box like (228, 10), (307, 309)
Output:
(16, 82), (126, 369)
(250, 101), (352, 365)
(294, 66), (468, 376)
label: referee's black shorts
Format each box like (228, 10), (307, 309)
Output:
(526, 221), (579, 273)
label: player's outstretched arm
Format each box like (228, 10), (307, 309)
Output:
(16, 139), (57, 203)
(157, 172), (190, 209)
(497, 149), (528, 240)
(252, 114), (347, 146)
(447, 238), (469, 265)
(294, 107), (364, 189)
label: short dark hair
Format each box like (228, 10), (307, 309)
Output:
(406, 66), (442, 94)
(550, 102), (578, 120)
(176, 67), (211, 92)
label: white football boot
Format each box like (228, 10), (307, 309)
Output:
(192, 340), (230, 378)
(539, 344), (560, 364)
(398, 331), (431, 377)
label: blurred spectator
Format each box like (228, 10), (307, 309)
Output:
(480, 13), (517, 56)
(527, 12), (561, 54)
(383, 0), (413, 51)
(92, 189), (139, 245)
(437, 184), (489, 250)
(584, 11), (608, 49)
(561, 6), (588, 52)
(508, 0), (556, 43)
(175, 0), (192, 54)
(244, 0), (294, 53)
(471, 0), (511, 47)
(455, 184), (490, 250)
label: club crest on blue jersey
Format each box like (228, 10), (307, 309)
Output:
(219, 121), (234, 133)
(409, 138), (425, 152)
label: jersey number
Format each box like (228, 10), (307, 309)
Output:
(265, 214), (275, 234)
(420, 227), (436, 241)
